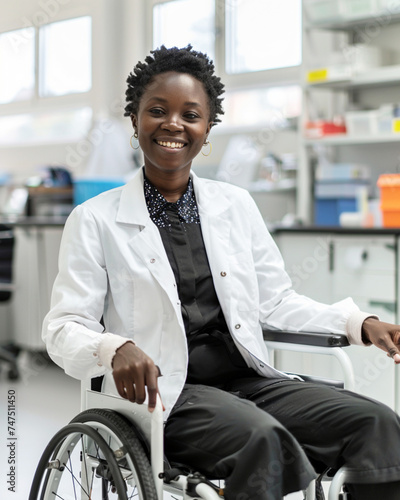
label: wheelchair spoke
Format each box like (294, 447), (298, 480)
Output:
(62, 450), (90, 498)
(31, 412), (159, 500)
(88, 422), (143, 498)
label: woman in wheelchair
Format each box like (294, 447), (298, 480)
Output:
(42, 45), (400, 500)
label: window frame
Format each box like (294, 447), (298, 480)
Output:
(146, 0), (302, 91)
(0, 13), (94, 144)
(38, 15), (92, 99)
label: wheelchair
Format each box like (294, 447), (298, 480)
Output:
(29, 330), (355, 500)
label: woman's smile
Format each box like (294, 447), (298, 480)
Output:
(154, 138), (186, 151)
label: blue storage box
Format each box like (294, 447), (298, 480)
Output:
(73, 178), (125, 205)
(315, 198), (357, 226)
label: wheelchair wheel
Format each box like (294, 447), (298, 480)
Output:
(70, 408), (158, 500)
(29, 422), (129, 499)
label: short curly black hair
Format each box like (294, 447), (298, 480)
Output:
(124, 45), (224, 126)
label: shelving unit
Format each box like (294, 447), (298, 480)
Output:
(298, 2), (400, 223)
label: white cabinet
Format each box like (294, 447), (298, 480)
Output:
(331, 235), (396, 322)
(12, 225), (63, 350)
(274, 229), (399, 411)
(275, 232), (332, 303)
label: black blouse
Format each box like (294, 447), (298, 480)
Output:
(144, 175), (255, 385)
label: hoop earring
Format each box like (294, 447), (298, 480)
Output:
(201, 140), (212, 157)
(130, 133), (140, 150)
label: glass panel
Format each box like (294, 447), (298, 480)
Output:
(225, 0), (302, 74)
(153, 0), (215, 60)
(222, 85), (301, 128)
(0, 28), (35, 104)
(39, 16), (92, 97)
(0, 107), (92, 146)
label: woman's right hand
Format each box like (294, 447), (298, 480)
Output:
(112, 342), (162, 412)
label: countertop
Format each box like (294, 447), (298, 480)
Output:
(2, 217), (400, 234)
(271, 224), (400, 235)
(0, 215), (68, 227)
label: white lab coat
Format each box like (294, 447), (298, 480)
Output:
(43, 167), (363, 417)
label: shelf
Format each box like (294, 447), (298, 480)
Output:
(305, 133), (400, 146)
(305, 65), (400, 90)
(305, 12), (400, 31)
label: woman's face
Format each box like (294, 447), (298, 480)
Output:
(131, 71), (212, 177)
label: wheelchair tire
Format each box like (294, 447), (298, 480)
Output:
(71, 408), (158, 500)
(29, 422), (129, 500)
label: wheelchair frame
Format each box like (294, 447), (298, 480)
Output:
(29, 331), (354, 500)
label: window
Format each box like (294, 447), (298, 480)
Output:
(0, 17), (92, 145)
(225, 0), (302, 74)
(0, 17), (92, 104)
(150, 0), (302, 76)
(153, 0), (215, 59)
(148, 0), (302, 129)
(39, 17), (92, 98)
(0, 28), (35, 104)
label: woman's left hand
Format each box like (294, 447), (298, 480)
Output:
(362, 317), (400, 364)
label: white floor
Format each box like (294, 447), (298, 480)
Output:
(0, 352), (310, 500)
(0, 351), (81, 500)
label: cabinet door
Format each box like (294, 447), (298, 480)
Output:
(331, 235), (397, 409)
(12, 226), (63, 350)
(275, 232), (333, 303)
(275, 232), (336, 377)
(12, 227), (42, 349)
(331, 235), (396, 323)
(38, 227), (63, 321)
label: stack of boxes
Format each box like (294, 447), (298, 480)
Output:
(314, 163), (370, 226)
(377, 174), (400, 227)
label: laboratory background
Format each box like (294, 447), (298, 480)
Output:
(0, 0), (400, 497)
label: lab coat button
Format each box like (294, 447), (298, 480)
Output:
(260, 364), (264, 368)
(150, 258), (156, 263)
(220, 271), (227, 277)
(97, 362), (102, 367)
(93, 352), (98, 357)
(235, 324), (241, 329)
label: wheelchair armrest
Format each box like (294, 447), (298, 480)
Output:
(263, 329), (355, 391)
(262, 329), (350, 348)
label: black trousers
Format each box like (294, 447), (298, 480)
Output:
(164, 378), (400, 500)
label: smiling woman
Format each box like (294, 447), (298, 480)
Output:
(130, 72), (212, 199)
(43, 44), (400, 500)
(124, 45), (224, 202)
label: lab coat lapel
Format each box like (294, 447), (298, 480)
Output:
(116, 168), (181, 314)
(192, 173), (233, 313)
